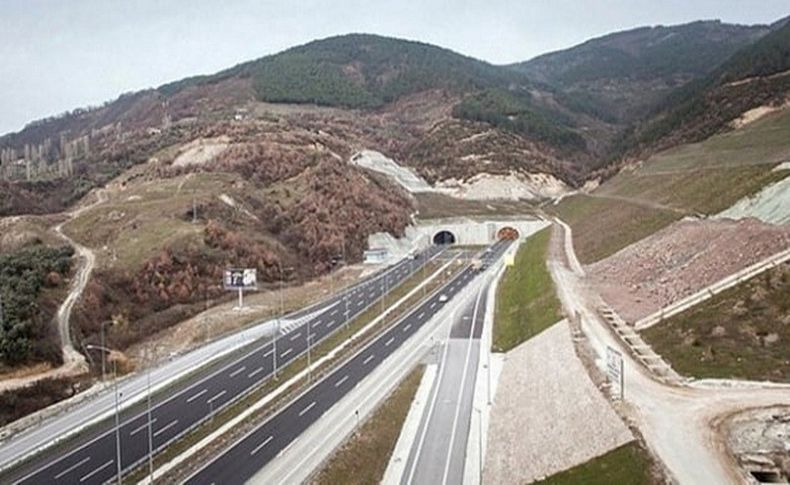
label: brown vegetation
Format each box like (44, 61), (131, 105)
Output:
(0, 375), (93, 427)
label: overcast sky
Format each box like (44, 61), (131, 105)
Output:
(1, 0), (787, 135)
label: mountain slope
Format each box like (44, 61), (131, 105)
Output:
(175, 33), (528, 108)
(510, 20), (770, 122)
(620, 19), (790, 158)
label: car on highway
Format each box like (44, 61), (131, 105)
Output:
(438, 294), (449, 303)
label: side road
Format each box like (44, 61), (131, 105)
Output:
(549, 220), (790, 484)
(0, 189), (108, 394)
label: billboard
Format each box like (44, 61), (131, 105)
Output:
(224, 268), (257, 290)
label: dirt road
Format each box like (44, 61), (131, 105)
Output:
(0, 190), (107, 393)
(549, 220), (790, 484)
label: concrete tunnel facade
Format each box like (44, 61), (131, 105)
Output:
(420, 219), (549, 246)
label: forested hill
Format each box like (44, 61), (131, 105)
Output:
(162, 34), (529, 109)
(509, 20), (771, 123)
(619, 19), (790, 157)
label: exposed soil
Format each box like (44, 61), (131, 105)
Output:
(485, 322), (633, 484)
(588, 218), (790, 323)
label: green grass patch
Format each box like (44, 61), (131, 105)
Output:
(493, 228), (562, 352)
(551, 195), (680, 265)
(598, 165), (788, 215)
(535, 442), (659, 485)
(598, 107), (790, 215)
(642, 261), (790, 382)
(312, 365), (424, 484)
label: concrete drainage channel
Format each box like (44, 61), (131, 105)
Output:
(596, 303), (683, 385)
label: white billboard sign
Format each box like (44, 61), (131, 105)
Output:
(224, 268), (257, 290)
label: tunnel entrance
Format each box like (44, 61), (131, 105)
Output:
(433, 230), (457, 245)
(497, 226), (520, 240)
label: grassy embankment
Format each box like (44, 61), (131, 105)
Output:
(553, 108), (790, 264)
(312, 366), (424, 484)
(493, 228), (562, 352)
(535, 442), (661, 485)
(643, 261), (790, 382)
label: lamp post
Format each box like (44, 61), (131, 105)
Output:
(87, 344), (123, 484)
(99, 319), (114, 382)
(342, 239), (350, 330)
(146, 349), (154, 484)
(274, 263), (294, 379)
(474, 406), (484, 485)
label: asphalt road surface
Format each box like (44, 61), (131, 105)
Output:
(185, 240), (511, 485)
(6, 246), (444, 485)
(403, 273), (491, 485)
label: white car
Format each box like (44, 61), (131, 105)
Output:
(438, 294), (449, 303)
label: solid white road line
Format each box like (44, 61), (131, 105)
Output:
(229, 366), (246, 378)
(153, 419), (179, 438)
(54, 457), (90, 479)
(130, 418), (157, 436)
(250, 436), (274, 456)
(335, 375), (349, 387)
(281, 348), (293, 358)
(207, 390), (227, 403)
(298, 401), (316, 417)
(441, 282), (486, 485)
(186, 389), (207, 403)
(248, 366), (264, 379)
(363, 354), (375, 365)
(79, 460), (112, 483)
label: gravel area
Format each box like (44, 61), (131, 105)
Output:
(588, 218), (790, 323)
(484, 321), (632, 484)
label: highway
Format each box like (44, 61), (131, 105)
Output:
(402, 271), (491, 484)
(185, 240), (511, 485)
(5, 245), (444, 485)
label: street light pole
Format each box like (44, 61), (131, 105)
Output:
(146, 350), (154, 484)
(87, 344), (123, 484)
(307, 320), (312, 382)
(114, 360), (122, 485)
(100, 320), (113, 382)
(475, 406), (483, 485)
